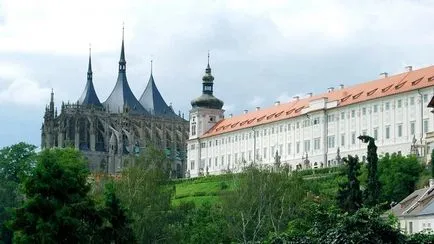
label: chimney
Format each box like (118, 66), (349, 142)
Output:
(380, 72), (388, 78)
(243, 110), (248, 114)
(430, 179), (434, 188)
(256, 107), (260, 111)
(405, 66), (413, 72)
(293, 96), (299, 101)
(327, 87), (334, 93)
(306, 92), (313, 97)
(229, 114), (233, 118)
(274, 101), (280, 106)
(339, 84), (344, 90)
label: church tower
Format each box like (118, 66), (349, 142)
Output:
(189, 53), (224, 139)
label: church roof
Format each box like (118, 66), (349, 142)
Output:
(103, 32), (148, 115)
(78, 49), (102, 107)
(139, 73), (178, 117)
(200, 65), (434, 138)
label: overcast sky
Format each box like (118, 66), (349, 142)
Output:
(1, 0), (434, 147)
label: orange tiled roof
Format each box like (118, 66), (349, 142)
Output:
(201, 65), (434, 138)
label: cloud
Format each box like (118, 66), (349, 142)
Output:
(0, 78), (50, 106)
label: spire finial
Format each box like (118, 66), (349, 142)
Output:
(207, 50), (210, 66)
(150, 59), (153, 74)
(88, 43), (92, 75)
(122, 22), (125, 41)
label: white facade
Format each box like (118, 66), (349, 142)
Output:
(187, 75), (434, 178)
(398, 215), (434, 234)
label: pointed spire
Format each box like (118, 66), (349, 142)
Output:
(206, 50), (211, 72)
(119, 23), (126, 72)
(150, 59), (153, 75)
(87, 44), (92, 81)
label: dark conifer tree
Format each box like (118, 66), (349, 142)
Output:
(337, 155), (363, 213)
(359, 135), (381, 207)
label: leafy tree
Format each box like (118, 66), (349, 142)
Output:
(336, 155), (363, 213)
(406, 230), (434, 244)
(431, 149), (434, 178)
(9, 148), (104, 243)
(114, 145), (175, 243)
(0, 143), (36, 244)
(359, 135), (381, 207)
(222, 167), (307, 243)
(378, 153), (422, 204)
(100, 182), (135, 243)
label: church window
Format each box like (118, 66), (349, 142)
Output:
(191, 123), (196, 136)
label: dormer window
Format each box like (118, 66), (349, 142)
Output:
(204, 85), (212, 91)
(210, 116), (215, 122)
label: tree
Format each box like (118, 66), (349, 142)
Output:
(222, 167), (307, 243)
(359, 135), (381, 207)
(9, 148), (103, 243)
(378, 153), (422, 204)
(100, 182), (135, 243)
(336, 155), (363, 213)
(114, 145), (175, 243)
(0, 143), (36, 244)
(431, 149), (434, 178)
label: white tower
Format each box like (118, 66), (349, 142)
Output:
(187, 53), (224, 177)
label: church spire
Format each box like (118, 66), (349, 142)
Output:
(87, 44), (92, 81)
(119, 23), (126, 72)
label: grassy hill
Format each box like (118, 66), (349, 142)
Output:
(173, 167), (344, 206)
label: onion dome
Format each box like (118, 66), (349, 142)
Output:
(191, 54), (224, 109)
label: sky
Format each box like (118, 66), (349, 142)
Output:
(1, 0), (434, 147)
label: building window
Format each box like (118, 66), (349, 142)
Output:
(263, 148), (267, 159)
(241, 152), (245, 161)
(209, 116), (215, 122)
(410, 96), (415, 105)
(271, 146), (275, 156)
(385, 126), (390, 139)
(362, 107), (366, 115)
(362, 130), (367, 136)
(215, 157), (218, 166)
(385, 102), (390, 110)
(234, 153), (238, 162)
(327, 136), (335, 149)
(374, 128), (378, 140)
(397, 100), (402, 108)
(296, 142), (300, 154)
(279, 144), (283, 155)
(341, 133), (345, 146)
(424, 119), (429, 133)
(271, 127), (275, 134)
(313, 117), (320, 125)
(398, 124), (403, 137)
(208, 158), (212, 167)
(341, 112), (345, 120)
(228, 155), (231, 165)
(248, 150), (252, 161)
(296, 122), (300, 128)
(280, 125), (283, 132)
(409, 221), (413, 234)
(190, 144), (195, 150)
(373, 104), (378, 113)
(191, 123), (196, 136)
(314, 138), (320, 150)
(190, 160), (195, 170)
(352, 132), (356, 145)
(327, 114), (335, 122)
(351, 110), (355, 118)
(264, 129), (267, 136)
(287, 123), (291, 131)
(411, 121), (416, 135)
(287, 143), (291, 155)
(304, 140), (310, 152)
(424, 94), (428, 103)
(221, 156), (225, 165)
(256, 149), (260, 160)
(303, 120), (310, 127)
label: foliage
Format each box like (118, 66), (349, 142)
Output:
(431, 149), (434, 178)
(9, 148), (104, 243)
(100, 182), (135, 243)
(336, 155), (363, 213)
(222, 167), (307, 243)
(359, 135), (381, 207)
(378, 153), (423, 204)
(406, 230), (434, 244)
(114, 145), (176, 243)
(0, 143), (37, 244)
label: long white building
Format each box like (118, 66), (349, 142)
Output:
(187, 63), (434, 178)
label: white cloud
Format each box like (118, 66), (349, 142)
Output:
(0, 78), (50, 106)
(248, 95), (264, 107)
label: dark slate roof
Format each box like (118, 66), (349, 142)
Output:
(78, 52), (103, 107)
(139, 74), (178, 117)
(391, 184), (434, 217)
(103, 38), (148, 115)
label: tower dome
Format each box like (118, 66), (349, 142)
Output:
(191, 54), (224, 109)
